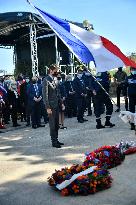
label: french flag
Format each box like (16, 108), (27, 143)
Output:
(34, 6), (136, 72)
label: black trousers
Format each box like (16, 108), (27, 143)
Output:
(116, 84), (128, 110)
(66, 95), (77, 117)
(31, 101), (41, 126)
(76, 97), (85, 121)
(3, 102), (10, 123)
(41, 101), (48, 123)
(93, 91), (113, 118)
(49, 107), (59, 144)
(129, 95), (136, 113)
(86, 91), (93, 115)
(26, 103), (31, 124)
(20, 103), (26, 121)
(11, 107), (18, 125)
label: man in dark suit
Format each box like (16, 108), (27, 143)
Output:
(27, 76), (44, 129)
(42, 64), (64, 148)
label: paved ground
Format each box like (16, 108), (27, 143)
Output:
(0, 98), (136, 205)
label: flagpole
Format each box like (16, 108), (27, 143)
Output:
(55, 35), (59, 65)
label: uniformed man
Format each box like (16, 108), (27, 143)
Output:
(73, 68), (87, 123)
(114, 67), (128, 112)
(89, 74), (115, 129)
(64, 75), (77, 118)
(124, 67), (136, 130)
(82, 68), (93, 116)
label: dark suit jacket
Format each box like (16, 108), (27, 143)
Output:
(58, 81), (66, 98)
(42, 75), (60, 110)
(73, 77), (86, 98)
(64, 81), (75, 97)
(7, 90), (19, 109)
(27, 83), (42, 106)
(20, 82), (30, 105)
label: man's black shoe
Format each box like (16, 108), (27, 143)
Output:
(96, 124), (105, 129)
(58, 141), (64, 145)
(32, 125), (37, 129)
(37, 124), (45, 128)
(105, 121), (115, 127)
(60, 126), (67, 129)
(78, 120), (84, 123)
(52, 143), (61, 148)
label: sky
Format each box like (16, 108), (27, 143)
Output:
(0, 0), (136, 73)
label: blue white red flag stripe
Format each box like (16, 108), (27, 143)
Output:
(34, 6), (136, 71)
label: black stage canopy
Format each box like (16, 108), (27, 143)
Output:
(0, 11), (53, 46)
(0, 12), (83, 75)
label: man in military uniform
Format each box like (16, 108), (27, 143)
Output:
(114, 67), (128, 112)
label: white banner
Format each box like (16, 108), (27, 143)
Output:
(56, 166), (97, 190)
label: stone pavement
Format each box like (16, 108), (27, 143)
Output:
(0, 100), (136, 205)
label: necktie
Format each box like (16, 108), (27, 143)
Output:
(70, 82), (73, 92)
(34, 84), (39, 97)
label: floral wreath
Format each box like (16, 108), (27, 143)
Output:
(48, 141), (136, 196)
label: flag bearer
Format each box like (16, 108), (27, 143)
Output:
(89, 73), (115, 129)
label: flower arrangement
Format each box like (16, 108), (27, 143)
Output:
(83, 145), (125, 169)
(48, 164), (112, 196)
(48, 143), (130, 196)
(117, 140), (136, 155)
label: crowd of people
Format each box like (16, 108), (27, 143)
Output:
(0, 65), (136, 139)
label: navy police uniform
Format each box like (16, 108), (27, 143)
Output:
(89, 73), (114, 129)
(64, 80), (77, 118)
(125, 74), (136, 112)
(82, 72), (93, 116)
(73, 75), (86, 123)
(124, 70), (136, 129)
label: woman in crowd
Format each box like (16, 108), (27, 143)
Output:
(8, 80), (21, 127)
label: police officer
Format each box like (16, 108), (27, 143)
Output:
(89, 73), (115, 129)
(114, 67), (128, 112)
(96, 71), (111, 93)
(124, 67), (136, 130)
(64, 75), (77, 118)
(96, 71), (111, 114)
(73, 68), (87, 123)
(82, 68), (93, 116)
